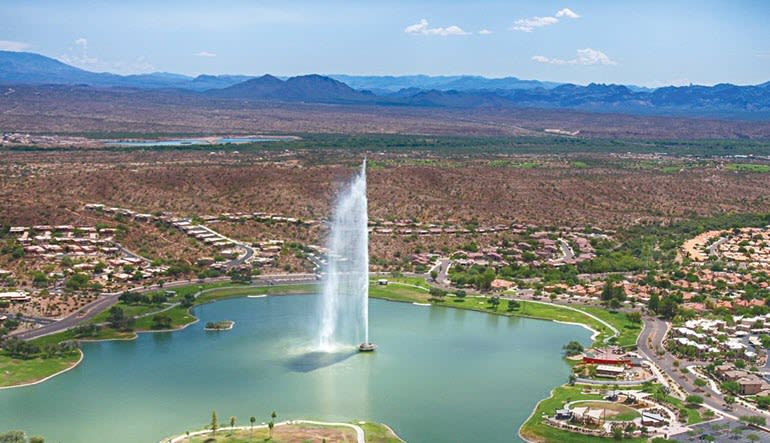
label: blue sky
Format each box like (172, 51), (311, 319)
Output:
(1, 0), (769, 86)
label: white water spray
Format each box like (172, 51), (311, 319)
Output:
(317, 160), (369, 351)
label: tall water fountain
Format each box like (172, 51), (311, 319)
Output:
(317, 160), (374, 352)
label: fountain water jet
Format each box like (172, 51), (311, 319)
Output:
(317, 160), (373, 352)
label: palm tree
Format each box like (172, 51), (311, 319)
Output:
(210, 410), (218, 435)
(268, 411), (277, 440)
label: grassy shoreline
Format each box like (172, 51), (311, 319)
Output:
(3, 278), (645, 443)
(6, 278), (637, 388)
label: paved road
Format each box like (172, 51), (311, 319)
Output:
(9, 274), (320, 341)
(708, 237), (728, 258)
(12, 315), (55, 325)
(117, 244), (150, 263)
(638, 316), (762, 420)
(558, 239), (575, 261)
(433, 257), (451, 285)
(10, 290), (124, 340)
(195, 223), (255, 267)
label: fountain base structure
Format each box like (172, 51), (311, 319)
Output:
(358, 342), (377, 352)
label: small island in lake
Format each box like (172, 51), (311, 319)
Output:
(204, 320), (235, 331)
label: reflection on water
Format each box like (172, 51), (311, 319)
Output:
(152, 331), (173, 345)
(487, 312), (501, 328)
(285, 350), (358, 373)
(428, 305), (447, 324)
(0, 296), (591, 443)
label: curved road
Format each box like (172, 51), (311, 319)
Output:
(10, 275), (316, 341)
(637, 316), (763, 420)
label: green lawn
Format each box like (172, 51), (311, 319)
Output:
(376, 276), (432, 289)
(90, 302), (169, 324)
(0, 351), (81, 387)
(369, 282), (613, 347)
(519, 386), (646, 443)
(360, 422), (404, 443)
(574, 306), (642, 347)
(726, 163), (770, 173)
(665, 395), (704, 425)
(195, 283), (318, 305)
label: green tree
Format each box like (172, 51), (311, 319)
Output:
(428, 287), (446, 301)
(229, 416), (236, 431)
(430, 270), (438, 281)
(0, 430), (26, 443)
(722, 381), (740, 394)
(741, 415), (767, 426)
(685, 394), (703, 406)
(627, 311), (642, 323)
(250, 416), (256, 434)
(151, 314), (172, 330)
(648, 293), (660, 313)
(268, 411), (277, 439)
(562, 341), (584, 357)
(65, 273), (91, 291)
(659, 297), (679, 319)
(2, 337), (40, 359)
(210, 410), (218, 435)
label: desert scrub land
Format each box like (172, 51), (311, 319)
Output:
(2, 147), (770, 230)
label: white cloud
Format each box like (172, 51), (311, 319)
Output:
(555, 8), (580, 19)
(0, 40), (31, 52)
(195, 51), (217, 57)
(58, 37), (154, 74)
(512, 16), (558, 32)
(531, 48), (617, 66)
(531, 55), (555, 64)
(404, 19), (469, 36)
(512, 8), (580, 32)
(575, 48), (616, 65)
(478, 29), (493, 35)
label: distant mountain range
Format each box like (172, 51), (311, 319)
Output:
(0, 51), (251, 90)
(328, 74), (565, 94)
(211, 74), (375, 103)
(1, 50), (769, 120)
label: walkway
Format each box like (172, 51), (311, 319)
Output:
(160, 420), (366, 443)
(501, 296), (620, 344)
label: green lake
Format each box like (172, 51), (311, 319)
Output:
(0, 296), (590, 442)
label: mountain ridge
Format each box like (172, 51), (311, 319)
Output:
(1, 50), (769, 120)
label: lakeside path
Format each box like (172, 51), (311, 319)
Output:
(160, 420), (368, 443)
